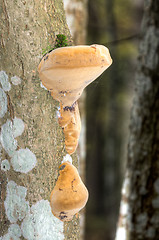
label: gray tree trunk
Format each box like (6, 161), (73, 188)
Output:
(116, 1), (159, 239)
(0, 0), (80, 239)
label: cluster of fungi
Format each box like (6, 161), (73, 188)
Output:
(38, 44), (112, 221)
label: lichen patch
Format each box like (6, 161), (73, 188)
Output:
(11, 76), (22, 85)
(12, 117), (25, 138)
(11, 148), (37, 173)
(0, 71), (11, 92)
(0, 120), (18, 157)
(0, 88), (7, 118)
(4, 181), (30, 223)
(1, 159), (10, 172)
(0, 224), (21, 240)
(21, 200), (64, 240)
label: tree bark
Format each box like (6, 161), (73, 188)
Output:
(0, 0), (80, 239)
(116, 1), (159, 240)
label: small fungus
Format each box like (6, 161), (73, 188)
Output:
(58, 101), (81, 154)
(38, 44), (112, 154)
(50, 161), (88, 221)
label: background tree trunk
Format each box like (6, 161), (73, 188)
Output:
(0, 0), (80, 239)
(116, 0), (159, 240)
(86, 0), (137, 239)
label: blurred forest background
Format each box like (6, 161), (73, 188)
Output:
(64, 0), (144, 239)
(86, 1), (143, 240)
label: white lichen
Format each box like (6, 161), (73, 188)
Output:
(4, 181), (30, 223)
(0, 118), (25, 157)
(11, 76), (22, 85)
(1, 224), (22, 240)
(0, 88), (7, 118)
(61, 154), (72, 164)
(0, 71), (11, 92)
(0, 120), (18, 157)
(21, 200), (64, 240)
(8, 224), (21, 237)
(12, 117), (25, 138)
(1, 159), (10, 172)
(11, 148), (37, 173)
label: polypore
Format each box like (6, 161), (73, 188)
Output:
(58, 101), (81, 155)
(50, 161), (88, 221)
(38, 44), (112, 154)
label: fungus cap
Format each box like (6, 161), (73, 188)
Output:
(50, 162), (89, 221)
(38, 44), (112, 107)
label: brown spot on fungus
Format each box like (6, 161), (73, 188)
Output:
(59, 164), (66, 170)
(50, 162), (89, 221)
(44, 55), (49, 61)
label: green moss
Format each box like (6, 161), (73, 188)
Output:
(42, 34), (69, 55)
(54, 34), (68, 48)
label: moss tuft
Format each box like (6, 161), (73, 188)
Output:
(42, 34), (69, 55)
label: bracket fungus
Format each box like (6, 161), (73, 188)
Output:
(38, 44), (112, 154)
(50, 161), (88, 221)
(58, 101), (81, 155)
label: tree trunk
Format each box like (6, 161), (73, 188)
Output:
(116, 1), (159, 240)
(63, 0), (87, 45)
(0, 0), (80, 239)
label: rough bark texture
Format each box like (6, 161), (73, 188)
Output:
(0, 0), (80, 239)
(116, 1), (159, 240)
